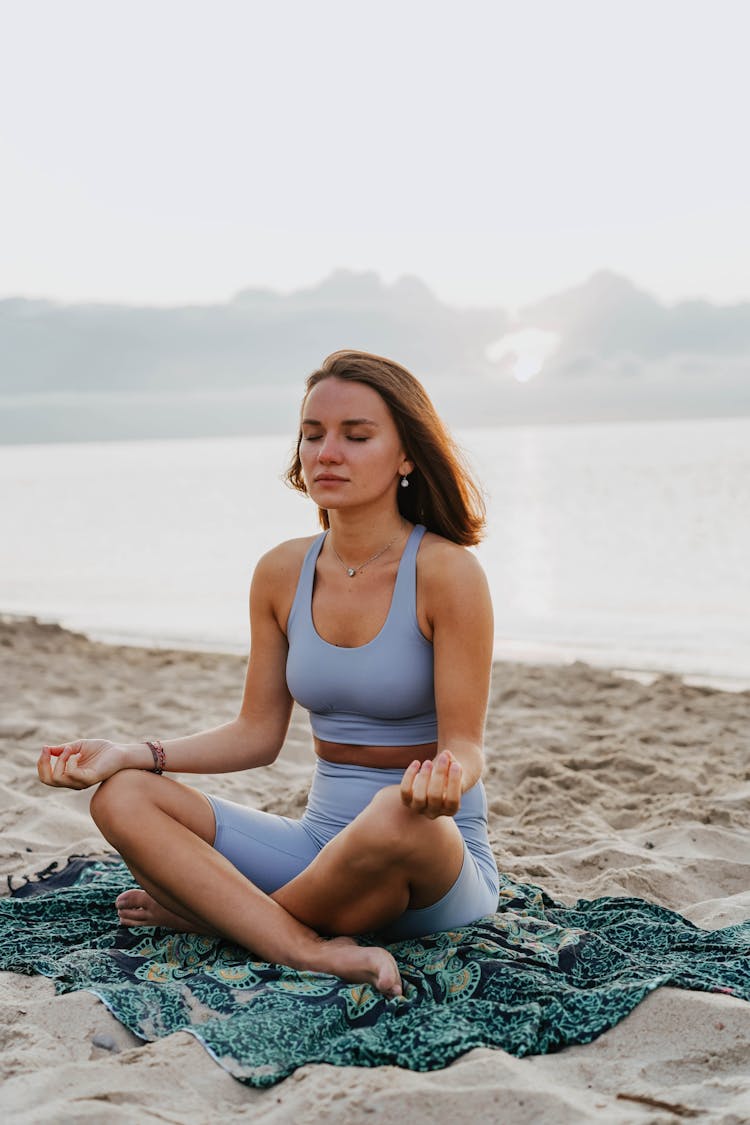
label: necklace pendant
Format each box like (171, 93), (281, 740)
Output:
(347, 567), (356, 578)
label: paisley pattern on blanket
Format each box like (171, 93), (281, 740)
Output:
(1, 856), (748, 1087)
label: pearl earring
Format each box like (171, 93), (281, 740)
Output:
(400, 475), (410, 489)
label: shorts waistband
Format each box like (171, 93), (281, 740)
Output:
(312, 758), (405, 784)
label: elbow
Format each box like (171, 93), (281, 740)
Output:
(452, 742), (484, 790)
(465, 747), (484, 789)
(233, 715), (284, 768)
(258, 745), (283, 767)
(436, 741), (483, 791)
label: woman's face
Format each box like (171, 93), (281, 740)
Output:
(299, 377), (413, 514)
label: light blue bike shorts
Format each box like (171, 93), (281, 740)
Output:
(206, 758), (499, 942)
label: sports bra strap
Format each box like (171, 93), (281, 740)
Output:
(390, 523), (426, 620)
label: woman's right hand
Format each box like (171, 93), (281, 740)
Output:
(37, 740), (128, 790)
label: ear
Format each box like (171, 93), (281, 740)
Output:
(399, 456), (415, 477)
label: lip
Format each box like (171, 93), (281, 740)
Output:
(314, 474), (348, 483)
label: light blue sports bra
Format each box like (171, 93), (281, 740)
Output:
(286, 524), (438, 746)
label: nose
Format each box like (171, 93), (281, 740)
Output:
(318, 434), (343, 463)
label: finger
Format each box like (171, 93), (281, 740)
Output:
(425, 752), (451, 816)
(57, 751), (93, 789)
(442, 760), (462, 816)
(409, 759), (432, 811)
(431, 751), (451, 789)
(47, 745), (69, 784)
(57, 743), (82, 768)
(60, 751), (82, 777)
(68, 759), (96, 789)
(37, 747), (55, 785)
(49, 749), (71, 786)
(41, 749), (68, 788)
(39, 746), (86, 789)
(400, 760), (421, 805)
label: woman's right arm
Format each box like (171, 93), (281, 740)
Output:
(38, 546), (297, 789)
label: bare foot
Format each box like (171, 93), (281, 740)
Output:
(319, 936), (402, 998)
(115, 889), (212, 934)
(116, 895), (401, 997)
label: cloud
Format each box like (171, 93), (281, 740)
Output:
(0, 270), (508, 394)
(2, 269), (749, 440)
(514, 271), (750, 373)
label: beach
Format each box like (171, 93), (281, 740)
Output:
(1, 613), (749, 1123)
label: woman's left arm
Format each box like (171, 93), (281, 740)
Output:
(401, 543), (493, 817)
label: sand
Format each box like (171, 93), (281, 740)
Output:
(1, 614), (749, 1123)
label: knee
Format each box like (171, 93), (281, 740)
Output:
(90, 768), (155, 833)
(355, 786), (419, 859)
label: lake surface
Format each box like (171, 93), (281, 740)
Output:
(2, 416), (749, 685)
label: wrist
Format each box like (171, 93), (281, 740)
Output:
(120, 742), (158, 770)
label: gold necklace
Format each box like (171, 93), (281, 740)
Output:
(329, 526), (403, 578)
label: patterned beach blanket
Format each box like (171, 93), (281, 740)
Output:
(1, 856), (748, 1086)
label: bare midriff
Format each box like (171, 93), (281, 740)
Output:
(314, 738), (438, 770)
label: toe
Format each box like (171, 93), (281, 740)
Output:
(115, 889), (146, 910)
(118, 908), (155, 928)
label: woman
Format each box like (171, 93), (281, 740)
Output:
(37, 350), (499, 998)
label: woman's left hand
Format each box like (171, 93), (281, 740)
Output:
(400, 751), (462, 819)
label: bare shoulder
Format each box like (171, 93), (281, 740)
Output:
(250, 535), (321, 625)
(417, 531), (489, 595)
(417, 532), (491, 633)
(254, 536), (318, 578)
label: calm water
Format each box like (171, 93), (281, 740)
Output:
(2, 417), (749, 684)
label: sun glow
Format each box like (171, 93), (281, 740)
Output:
(486, 328), (560, 383)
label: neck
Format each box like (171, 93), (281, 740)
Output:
(327, 510), (407, 555)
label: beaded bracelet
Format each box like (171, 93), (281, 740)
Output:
(145, 739), (166, 775)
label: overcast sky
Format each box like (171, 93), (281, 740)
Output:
(1, 0), (748, 313)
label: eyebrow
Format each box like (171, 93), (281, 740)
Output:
(301, 417), (379, 427)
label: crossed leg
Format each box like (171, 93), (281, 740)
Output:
(91, 771), (464, 996)
(270, 785), (465, 935)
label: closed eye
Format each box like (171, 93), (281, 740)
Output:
(301, 431), (370, 443)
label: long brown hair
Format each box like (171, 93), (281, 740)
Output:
(284, 350), (486, 545)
